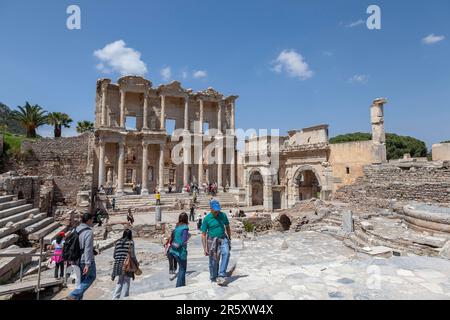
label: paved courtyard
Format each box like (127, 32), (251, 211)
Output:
(52, 228), (450, 300)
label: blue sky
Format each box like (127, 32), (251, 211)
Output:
(0, 0), (449, 148)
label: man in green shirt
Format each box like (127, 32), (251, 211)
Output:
(201, 200), (231, 286)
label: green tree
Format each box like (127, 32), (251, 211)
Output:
(47, 112), (73, 138)
(76, 120), (94, 134)
(9, 102), (48, 138)
(0, 102), (26, 135)
(441, 140), (450, 144)
(330, 132), (428, 160)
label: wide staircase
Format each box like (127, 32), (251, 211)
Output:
(0, 194), (66, 283)
(107, 191), (240, 214)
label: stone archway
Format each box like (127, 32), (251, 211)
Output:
(249, 170), (264, 206)
(293, 166), (322, 201)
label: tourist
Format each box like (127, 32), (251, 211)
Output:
(168, 184), (172, 193)
(201, 200), (232, 286)
(111, 229), (138, 300)
(169, 212), (190, 287)
(50, 232), (65, 279)
(98, 185), (104, 193)
(155, 191), (161, 205)
(164, 229), (177, 276)
(67, 213), (96, 300)
(197, 213), (203, 230)
(189, 204), (196, 222)
(112, 198), (116, 211)
(95, 207), (103, 227)
(127, 208), (134, 226)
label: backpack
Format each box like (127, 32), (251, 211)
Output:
(62, 227), (90, 262)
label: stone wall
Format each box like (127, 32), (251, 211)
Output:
(12, 133), (93, 206)
(334, 161), (450, 206)
(0, 172), (40, 207)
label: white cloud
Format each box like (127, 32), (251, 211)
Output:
(94, 40), (147, 76)
(160, 66), (172, 81)
(349, 74), (369, 84)
(181, 71), (188, 79)
(193, 70), (207, 78)
(272, 49), (313, 80)
(347, 19), (365, 28)
(422, 34), (445, 45)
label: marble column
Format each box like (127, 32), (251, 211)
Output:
(198, 144), (203, 186)
(183, 140), (189, 191)
(101, 85), (108, 127)
(158, 144), (165, 192)
(117, 141), (125, 196)
(217, 137), (223, 190)
(160, 95), (166, 130)
(143, 92), (149, 130)
(230, 100), (236, 131)
(141, 141), (149, 195)
(230, 147), (236, 188)
(217, 101), (223, 134)
(199, 99), (204, 134)
(184, 96), (189, 131)
(120, 89), (126, 128)
(98, 141), (106, 188)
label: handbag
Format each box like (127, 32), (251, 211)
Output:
(123, 242), (142, 276)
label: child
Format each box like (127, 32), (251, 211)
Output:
(51, 232), (65, 279)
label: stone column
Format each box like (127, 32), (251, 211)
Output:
(263, 174), (273, 211)
(183, 139), (190, 192)
(230, 147), (236, 188)
(160, 95), (166, 130)
(199, 99), (204, 134)
(217, 137), (223, 191)
(198, 144), (203, 186)
(98, 141), (106, 187)
(217, 101), (223, 134)
(117, 141), (125, 196)
(120, 89), (126, 128)
(101, 84), (108, 127)
(184, 96), (189, 131)
(230, 100), (236, 131)
(141, 141), (149, 195)
(143, 92), (149, 130)
(158, 144), (165, 192)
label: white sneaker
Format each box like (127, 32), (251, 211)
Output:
(217, 277), (227, 286)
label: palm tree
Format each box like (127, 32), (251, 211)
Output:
(47, 112), (73, 138)
(76, 121), (94, 134)
(10, 102), (48, 138)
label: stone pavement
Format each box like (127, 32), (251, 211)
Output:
(51, 228), (450, 300)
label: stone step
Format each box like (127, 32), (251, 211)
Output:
(0, 199), (27, 212)
(0, 246), (36, 282)
(23, 217), (55, 235)
(0, 208), (39, 228)
(43, 225), (67, 245)
(0, 234), (19, 250)
(29, 222), (61, 241)
(0, 204), (33, 219)
(0, 213), (47, 239)
(0, 195), (14, 204)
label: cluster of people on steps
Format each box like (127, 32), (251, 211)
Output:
(47, 199), (233, 299)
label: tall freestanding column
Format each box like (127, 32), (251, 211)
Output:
(98, 141), (106, 188)
(120, 89), (126, 128)
(184, 96), (189, 131)
(160, 95), (166, 130)
(143, 91), (149, 130)
(371, 98), (388, 163)
(158, 144), (165, 192)
(117, 141), (125, 196)
(199, 99), (204, 134)
(230, 147), (236, 188)
(141, 141), (149, 195)
(183, 137), (190, 191)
